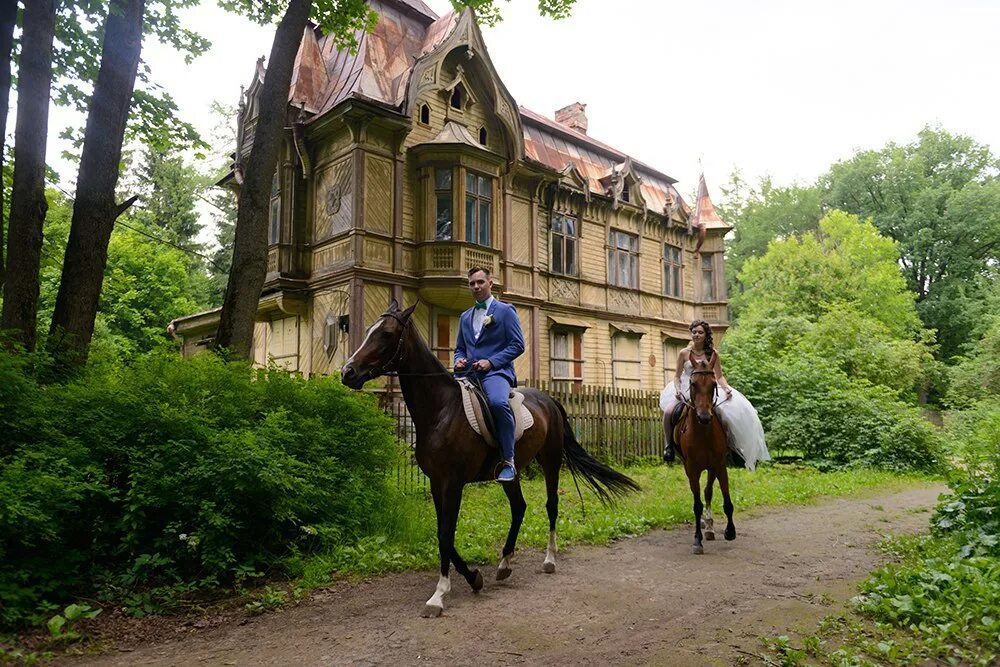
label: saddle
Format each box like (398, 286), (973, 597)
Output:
(457, 378), (534, 448)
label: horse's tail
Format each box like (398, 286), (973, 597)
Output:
(556, 399), (641, 503)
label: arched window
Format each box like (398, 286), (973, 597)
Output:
(420, 104), (430, 125)
(478, 127), (487, 145)
(450, 85), (463, 109)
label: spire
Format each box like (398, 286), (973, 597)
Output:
(687, 173), (731, 253)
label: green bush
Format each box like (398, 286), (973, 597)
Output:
(852, 399), (1000, 664)
(0, 351), (398, 628)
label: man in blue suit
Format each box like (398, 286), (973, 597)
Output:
(454, 266), (526, 482)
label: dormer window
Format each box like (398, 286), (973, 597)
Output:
(450, 85), (463, 110)
(478, 127), (487, 145)
(420, 104), (430, 125)
(620, 182), (630, 203)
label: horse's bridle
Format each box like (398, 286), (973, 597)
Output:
(684, 368), (725, 415)
(375, 310), (411, 376)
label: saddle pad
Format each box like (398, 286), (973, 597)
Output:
(458, 379), (534, 448)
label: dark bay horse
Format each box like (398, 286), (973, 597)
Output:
(341, 300), (639, 617)
(671, 357), (736, 554)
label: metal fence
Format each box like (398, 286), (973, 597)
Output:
(377, 381), (664, 494)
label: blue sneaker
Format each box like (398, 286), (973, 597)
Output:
(496, 459), (516, 482)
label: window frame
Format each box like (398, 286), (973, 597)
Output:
(268, 171), (281, 244)
(464, 170), (493, 247)
(550, 328), (584, 384)
(701, 252), (722, 302)
(550, 212), (579, 277)
(434, 167), (453, 241)
(611, 332), (643, 389)
(607, 229), (639, 289)
(663, 243), (682, 298)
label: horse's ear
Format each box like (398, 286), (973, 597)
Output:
(388, 298), (399, 312)
(401, 302), (418, 320)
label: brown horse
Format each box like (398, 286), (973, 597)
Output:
(671, 357), (736, 554)
(341, 300), (639, 617)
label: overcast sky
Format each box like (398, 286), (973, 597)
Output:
(45, 0), (1000, 209)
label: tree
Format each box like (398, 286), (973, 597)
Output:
(214, 0), (375, 357)
(0, 0), (18, 292)
(735, 210), (924, 339)
(718, 171), (824, 299)
(824, 127), (1000, 359)
(47, 0), (147, 371)
(1, 0), (56, 351)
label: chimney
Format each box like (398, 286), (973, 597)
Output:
(554, 102), (588, 134)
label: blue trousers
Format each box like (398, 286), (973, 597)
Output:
(482, 375), (515, 461)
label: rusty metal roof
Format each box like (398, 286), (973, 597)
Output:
(688, 173), (732, 231)
(286, 1), (691, 220)
(520, 106), (688, 218)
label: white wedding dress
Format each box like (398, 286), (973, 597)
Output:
(659, 360), (771, 471)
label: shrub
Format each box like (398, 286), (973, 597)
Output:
(0, 351), (399, 628)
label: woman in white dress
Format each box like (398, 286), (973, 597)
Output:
(660, 320), (770, 471)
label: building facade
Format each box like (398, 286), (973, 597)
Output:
(173, 0), (731, 391)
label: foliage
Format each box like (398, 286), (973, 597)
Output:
(773, 401), (1000, 665)
(734, 210), (923, 338)
(0, 351), (399, 629)
(721, 210), (941, 469)
(53, 0), (211, 155)
(947, 311), (1000, 409)
(824, 126), (1000, 359)
(718, 171), (825, 299)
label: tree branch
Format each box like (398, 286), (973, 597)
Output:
(113, 194), (140, 220)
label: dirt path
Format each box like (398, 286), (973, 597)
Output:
(70, 484), (943, 666)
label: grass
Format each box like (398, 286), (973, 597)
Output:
(290, 463), (935, 588)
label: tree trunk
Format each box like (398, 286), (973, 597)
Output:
(214, 0), (312, 358)
(47, 0), (144, 370)
(0, 0), (56, 351)
(0, 0), (18, 293)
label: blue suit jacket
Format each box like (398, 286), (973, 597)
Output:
(454, 299), (525, 387)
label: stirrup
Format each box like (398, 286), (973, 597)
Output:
(496, 460), (516, 482)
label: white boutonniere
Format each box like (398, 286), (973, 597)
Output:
(482, 314), (495, 327)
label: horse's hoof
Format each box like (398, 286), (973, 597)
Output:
(421, 603), (443, 618)
(692, 544), (704, 555)
(496, 565), (512, 581)
(704, 530), (715, 541)
(725, 527), (736, 541)
(470, 569), (484, 592)
(542, 561), (555, 574)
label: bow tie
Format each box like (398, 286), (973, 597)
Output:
(474, 301), (488, 310)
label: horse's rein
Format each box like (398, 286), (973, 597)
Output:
(375, 311), (474, 379)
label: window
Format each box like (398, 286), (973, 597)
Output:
(420, 104), (430, 125)
(701, 252), (717, 301)
(268, 172), (280, 244)
(550, 329), (584, 384)
(620, 181), (630, 203)
(663, 338), (683, 387)
(551, 213), (579, 276)
(465, 172), (492, 246)
(478, 127), (487, 145)
(608, 230), (638, 288)
(664, 244), (682, 297)
(450, 85), (463, 109)
(434, 168), (452, 240)
(612, 333), (642, 389)
(267, 316), (299, 371)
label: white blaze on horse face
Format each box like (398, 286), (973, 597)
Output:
(425, 573), (450, 610)
(344, 318), (384, 367)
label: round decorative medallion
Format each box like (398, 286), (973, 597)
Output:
(648, 354), (657, 367)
